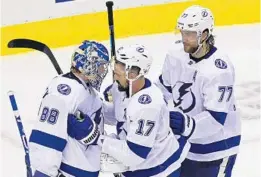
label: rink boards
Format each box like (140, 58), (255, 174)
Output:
(1, 0), (260, 56)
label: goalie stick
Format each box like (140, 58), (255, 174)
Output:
(8, 39), (63, 75)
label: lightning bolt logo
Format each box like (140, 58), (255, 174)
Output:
(173, 82), (196, 113)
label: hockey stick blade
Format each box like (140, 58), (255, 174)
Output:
(8, 39), (63, 75)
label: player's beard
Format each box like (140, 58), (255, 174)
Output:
(183, 43), (198, 54)
(116, 80), (130, 96)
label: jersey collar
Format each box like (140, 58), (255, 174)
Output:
(141, 78), (152, 90)
(189, 46), (217, 63)
(62, 72), (89, 90)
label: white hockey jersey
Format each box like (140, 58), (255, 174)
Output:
(103, 82), (129, 139)
(156, 44), (241, 162)
(29, 72), (104, 177)
(102, 79), (190, 177)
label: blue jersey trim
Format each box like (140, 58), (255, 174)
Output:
(29, 129), (67, 152)
(117, 121), (127, 136)
(93, 107), (102, 124)
(123, 137), (187, 177)
(127, 140), (152, 159)
(207, 110), (227, 125)
(62, 72), (88, 89)
(141, 78), (152, 90)
(55, 0), (73, 3)
(60, 162), (99, 177)
(189, 46), (217, 63)
(159, 75), (172, 93)
(103, 84), (113, 101)
(190, 135), (241, 154)
(33, 170), (49, 177)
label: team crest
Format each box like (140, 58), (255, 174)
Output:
(215, 59), (227, 69)
(173, 82), (196, 113)
(57, 84), (71, 95)
(138, 94), (152, 104)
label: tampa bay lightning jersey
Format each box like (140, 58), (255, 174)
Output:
(102, 79), (190, 177)
(156, 43), (241, 162)
(103, 82), (130, 140)
(29, 72), (104, 177)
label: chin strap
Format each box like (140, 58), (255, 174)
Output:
(191, 31), (211, 56)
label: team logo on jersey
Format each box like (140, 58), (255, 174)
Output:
(57, 84), (71, 95)
(173, 82), (196, 113)
(215, 59), (227, 69)
(138, 94), (152, 104)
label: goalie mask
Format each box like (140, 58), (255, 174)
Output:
(72, 40), (109, 91)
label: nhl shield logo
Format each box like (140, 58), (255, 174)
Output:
(57, 84), (71, 95)
(215, 59), (227, 69)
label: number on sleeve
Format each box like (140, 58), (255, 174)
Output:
(145, 120), (155, 136)
(135, 119), (155, 136)
(136, 119), (145, 135)
(39, 107), (59, 125)
(218, 86), (233, 102)
(40, 107), (49, 122)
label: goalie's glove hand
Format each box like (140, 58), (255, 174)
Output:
(68, 110), (100, 145)
(169, 111), (195, 138)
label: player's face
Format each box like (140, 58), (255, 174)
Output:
(114, 60), (129, 89)
(180, 30), (199, 53)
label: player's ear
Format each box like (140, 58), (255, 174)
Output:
(201, 29), (209, 43)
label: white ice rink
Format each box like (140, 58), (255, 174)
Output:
(1, 23), (260, 177)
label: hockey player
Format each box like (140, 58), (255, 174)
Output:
(29, 40), (109, 177)
(83, 44), (190, 176)
(156, 5), (241, 177)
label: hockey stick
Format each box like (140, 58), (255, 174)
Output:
(7, 39), (62, 177)
(8, 39), (63, 75)
(106, 1), (116, 80)
(8, 91), (33, 177)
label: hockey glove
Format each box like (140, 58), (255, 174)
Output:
(67, 111), (100, 145)
(169, 111), (195, 138)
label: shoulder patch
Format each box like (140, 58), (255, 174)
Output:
(215, 59), (227, 69)
(57, 84), (71, 95)
(138, 94), (152, 104)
